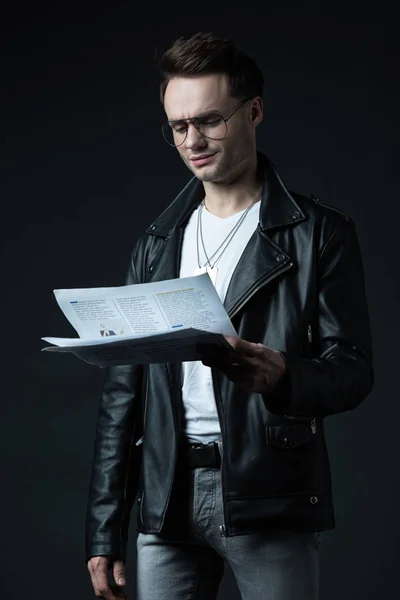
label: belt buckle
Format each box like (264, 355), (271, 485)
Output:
(190, 444), (204, 465)
(188, 441), (219, 468)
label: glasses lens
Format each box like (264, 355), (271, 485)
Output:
(162, 115), (228, 146)
(162, 122), (187, 147)
(195, 115), (227, 140)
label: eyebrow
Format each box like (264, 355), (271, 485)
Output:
(168, 109), (222, 124)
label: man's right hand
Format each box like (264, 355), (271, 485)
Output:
(87, 556), (127, 599)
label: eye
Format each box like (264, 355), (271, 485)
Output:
(198, 115), (222, 127)
(171, 122), (187, 134)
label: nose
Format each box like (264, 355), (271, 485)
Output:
(185, 122), (207, 151)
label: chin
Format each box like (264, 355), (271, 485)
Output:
(195, 162), (226, 182)
(201, 169), (230, 183)
(186, 164), (214, 181)
(195, 170), (217, 182)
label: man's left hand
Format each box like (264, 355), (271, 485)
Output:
(199, 336), (287, 394)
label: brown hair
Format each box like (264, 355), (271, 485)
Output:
(159, 32), (264, 103)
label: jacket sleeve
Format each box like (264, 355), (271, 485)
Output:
(266, 216), (374, 418)
(85, 251), (144, 564)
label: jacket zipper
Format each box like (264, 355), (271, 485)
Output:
(139, 489), (144, 524)
(216, 257), (295, 535)
(143, 377), (149, 433)
(212, 370), (228, 537)
(307, 322), (316, 434)
(136, 376), (149, 447)
(284, 322), (316, 433)
(136, 377), (149, 524)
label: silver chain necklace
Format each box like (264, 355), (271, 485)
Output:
(194, 186), (263, 286)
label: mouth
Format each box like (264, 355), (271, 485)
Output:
(190, 153), (216, 167)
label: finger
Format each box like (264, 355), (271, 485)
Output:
(201, 345), (261, 370)
(113, 560), (126, 586)
(202, 358), (251, 382)
(225, 336), (265, 357)
(197, 341), (238, 361)
(198, 341), (253, 368)
(94, 582), (116, 600)
(89, 566), (114, 600)
(201, 356), (241, 371)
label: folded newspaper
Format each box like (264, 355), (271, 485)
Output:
(41, 273), (237, 367)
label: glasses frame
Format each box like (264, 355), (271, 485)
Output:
(162, 97), (252, 147)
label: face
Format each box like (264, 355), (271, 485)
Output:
(163, 74), (262, 184)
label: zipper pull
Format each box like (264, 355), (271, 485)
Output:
(307, 323), (313, 343)
(219, 525), (226, 537)
(310, 418), (316, 434)
(135, 436), (144, 446)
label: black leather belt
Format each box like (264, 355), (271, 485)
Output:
(185, 441), (221, 468)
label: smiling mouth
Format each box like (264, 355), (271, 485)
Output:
(190, 153), (216, 165)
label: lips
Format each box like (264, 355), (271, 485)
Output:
(190, 153), (216, 166)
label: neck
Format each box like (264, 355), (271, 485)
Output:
(202, 155), (262, 219)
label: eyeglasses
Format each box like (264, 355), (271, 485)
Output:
(162, 98), (251, 147)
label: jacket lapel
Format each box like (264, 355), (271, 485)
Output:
(223, 228), (294, 318)
(144, 176), (203, 282)
(223, 156), (306, 317)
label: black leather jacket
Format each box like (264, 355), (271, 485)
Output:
(85, 154), (373, 563)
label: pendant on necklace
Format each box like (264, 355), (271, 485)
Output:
(193, 266), (218, 287)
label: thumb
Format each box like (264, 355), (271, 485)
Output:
(113, 559), (126, 586)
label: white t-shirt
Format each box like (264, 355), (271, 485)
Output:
(179, 200), (261, 443)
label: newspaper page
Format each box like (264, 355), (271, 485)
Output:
(41, 273), (237, 367)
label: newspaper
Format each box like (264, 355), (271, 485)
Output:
(41, 273), (237, 367)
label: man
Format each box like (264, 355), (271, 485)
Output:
(86, 33), (373, 600)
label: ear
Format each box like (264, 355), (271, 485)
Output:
(250, 97), (263, 126)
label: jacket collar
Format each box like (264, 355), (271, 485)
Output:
(145, 152), (306, 236)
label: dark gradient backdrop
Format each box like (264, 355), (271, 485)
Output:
(1, 5), (399, 600)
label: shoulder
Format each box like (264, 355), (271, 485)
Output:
(292, 191), (356, 232)
(289, 192), (359, 258)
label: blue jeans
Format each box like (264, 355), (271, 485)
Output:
(136, 441), (321, 600)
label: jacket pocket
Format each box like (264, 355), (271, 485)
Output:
(263, 423), (319, 495)
(267, 424), (312, 450)
(283, 415), (317, 435)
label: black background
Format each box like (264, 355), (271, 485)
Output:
(1, 4), (399, 599)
